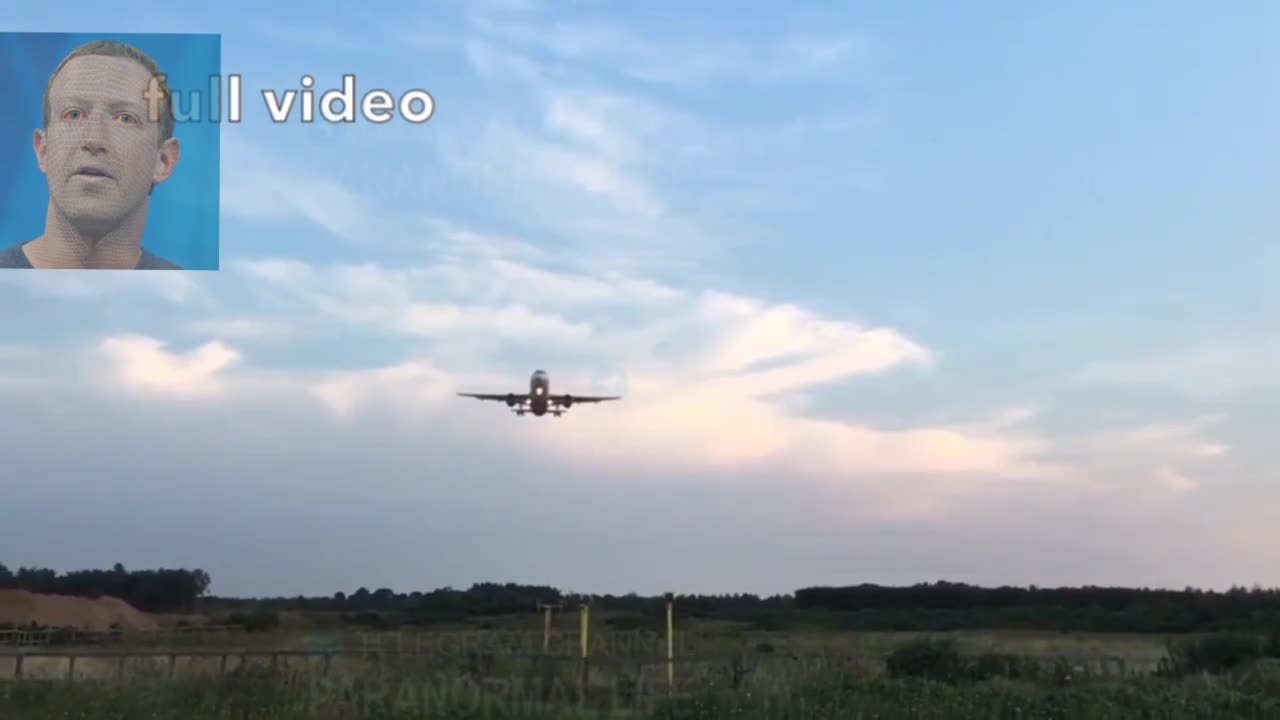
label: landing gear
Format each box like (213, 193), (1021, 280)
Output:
(552, 410), (563, 417)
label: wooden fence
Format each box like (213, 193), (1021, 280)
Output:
(0, 625), (242, 647)
(0, 647), (797, 687)
(352, 628), (690, 657)
(0, 646), (1167, 683)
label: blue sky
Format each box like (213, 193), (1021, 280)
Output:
(0, 1), (1276, 598)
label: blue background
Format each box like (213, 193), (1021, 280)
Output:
(0, 32), (220, 270)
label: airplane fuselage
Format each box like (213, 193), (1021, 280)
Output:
(529, 369), (550, 416)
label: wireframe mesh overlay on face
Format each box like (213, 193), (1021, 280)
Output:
(0, 33), (221, 270)
(43, 55), (165, 234)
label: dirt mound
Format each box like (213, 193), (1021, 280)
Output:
(0, 590), (158, 630)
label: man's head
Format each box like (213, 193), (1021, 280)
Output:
(35, 40), (181, 234)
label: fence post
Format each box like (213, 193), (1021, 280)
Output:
(67, 654), (76, 681)
(13, 654), (22, 679)
(665, 592), (675, 694)
(538, 602), (562, 653)
(578, 597), (592, 705)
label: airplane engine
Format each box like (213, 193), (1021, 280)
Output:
(506, 393), (517, 407)
(561, 395), (573, 407)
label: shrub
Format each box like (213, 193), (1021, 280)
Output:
(1161, 632), (1262, 675)
(605, 614), (653, 631)
(885, 638), (964, 682)
(228, 609), (281, 632)
(748, 613), (788, 631)
(963, 652), (1037, 681)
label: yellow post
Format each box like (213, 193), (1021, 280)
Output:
(665, 592), (675, 692)
(578, 597), (592, 704)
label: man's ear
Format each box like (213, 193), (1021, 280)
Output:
(33, 129), (47, 174)
(153, 136), (181, 185)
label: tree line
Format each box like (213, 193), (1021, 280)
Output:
(6, 563), (1280, 634)
(0, 562), (210, 614)
(204, 580), (1280, 634)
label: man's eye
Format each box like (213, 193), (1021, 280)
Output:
(117, 113), (137, 124)
(62, 110), (82, 120)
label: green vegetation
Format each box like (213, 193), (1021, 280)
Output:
(7, 562), (1280, 716)
(659, 676), (1280, 719)
(4, 646), (1280, 718)
(3, 632), (1280, 717)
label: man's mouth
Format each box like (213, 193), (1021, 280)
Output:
(73, 167), (113, 179)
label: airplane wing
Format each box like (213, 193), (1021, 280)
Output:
(458, 393), (522, 402)
(548, 394), (621, 405)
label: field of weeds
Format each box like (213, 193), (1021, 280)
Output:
(5, 665), (1280, 719)
(3, 631), (1278, 718)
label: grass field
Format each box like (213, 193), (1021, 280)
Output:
(3, 623), (1278, 717)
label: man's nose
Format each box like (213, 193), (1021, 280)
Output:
(79, 116), (111, 154)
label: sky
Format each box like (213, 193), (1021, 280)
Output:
(0, 1), (1276, 598)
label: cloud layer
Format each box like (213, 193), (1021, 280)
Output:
(0, 0), (1275, 597)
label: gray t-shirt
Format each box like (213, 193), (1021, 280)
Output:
(0, 242), (181, 269)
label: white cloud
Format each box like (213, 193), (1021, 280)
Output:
(768, 33), (868, 75)
(447, 118), (667, 221)
(97, 335), (240, 399)
(186, 317), (283, 339)
(694, 292), (930, 376)
(1038, 413), (1234, 501)
(396, 303), (591, 343)
(1076, 345), (1280, 398)
(0, 271), (201, 304)
(172, 253), (1061, 502)
(1067, 415), (1230, 460)
(459, 39), (546, 82)
(431, 16), (881, 272)
(2, 228), (1055, 507)
(1156, 467), (1197, 494)
(220, 142), (374, 245)
(459, 15), (871, 88)
(230, 257), (598, 345)
(484, 259), (684, 306)
(310, 361), (458, 420)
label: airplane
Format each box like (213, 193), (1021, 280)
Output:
(458, 369), (620, 417)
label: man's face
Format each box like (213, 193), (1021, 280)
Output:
(36, 54), (176, 231)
